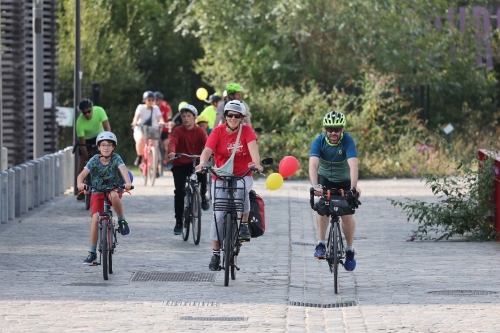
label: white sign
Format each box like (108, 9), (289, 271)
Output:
(44, 92), (52, 109)
(443, 123), (454, 135)
(56, 107), (74, 127)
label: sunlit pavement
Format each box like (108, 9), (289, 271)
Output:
(1, 174), (500, 332)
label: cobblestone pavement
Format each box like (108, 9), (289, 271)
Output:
(1, 175), (500, 332)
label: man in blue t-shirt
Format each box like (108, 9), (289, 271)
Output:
(309, 110), (361, 271)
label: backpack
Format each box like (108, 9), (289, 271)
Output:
(248, 190), (265, 238)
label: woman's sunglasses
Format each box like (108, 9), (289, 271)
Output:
(226, 113), (242, 119)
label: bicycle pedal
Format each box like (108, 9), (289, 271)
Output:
(90, 262), (100, 266)
(234, 265), (240, 271)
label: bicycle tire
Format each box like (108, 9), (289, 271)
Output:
(333, 218), (340, 294)
(182, 184), (191, 241)
(85, 174), (91, 210)
(158, 144), (165, 177)
(141, 159), (148, 186)
(192, 185), (202, 245)
(101, 218), (109, 280)
(108, 223), (114, 275)
(149, 146), (158, 186)
(231, 216), (239, 280)
(224, 212), (232, 287)
(206, 173), (212, 200)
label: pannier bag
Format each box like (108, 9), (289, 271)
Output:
(248, 190), (265, 238)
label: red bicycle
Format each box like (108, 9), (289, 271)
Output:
(138, 125), (162, 186)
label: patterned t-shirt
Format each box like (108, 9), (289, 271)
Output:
(84, 153), (125, 193)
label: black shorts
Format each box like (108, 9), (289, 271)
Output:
(160, 132), (169, 141)
(317, 174), (351, 192)
(78, 137), (97, 157)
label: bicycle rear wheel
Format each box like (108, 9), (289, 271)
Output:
(108, 223), (114, 275)
(224, 213), (232, 287)
(148, 146), (158, 186)
(231, 217), (239, 280)
(85, 174), (91, 210)
(141, 160), (148, 186)
(182, 185), (191, 241)
(332, 218), (341, 294)
(101, 218), (109, 280)
(191, 185), (202, 245)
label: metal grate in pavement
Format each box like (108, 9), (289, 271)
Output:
(66, 282), (110, 287)
(131, 271), (217, 282)
(180, 316), (247, 321)
(428, 290), (497, 296)
(163, 301), (218, 307)
(289, 301), (356, 308)
(292, 241), (316, 246)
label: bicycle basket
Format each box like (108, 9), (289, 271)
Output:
(212, 178), (246, 213)
(313, 196), (355, 217)
(142, 125), (161, 140)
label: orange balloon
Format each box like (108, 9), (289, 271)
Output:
(279, 156), (299, 178)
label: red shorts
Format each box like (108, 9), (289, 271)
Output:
(90, 189), (123, 216)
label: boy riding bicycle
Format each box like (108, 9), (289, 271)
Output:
(77, 131), (133, 264)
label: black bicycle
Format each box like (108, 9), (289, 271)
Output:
(73, 142), (97, 210)
(204, 158), (272, 287)
(173, 153), (203, 245)
(84, 184), (133, 280)
(310, 186), (359, 294)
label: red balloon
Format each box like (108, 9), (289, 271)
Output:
(279, 156), (299, 178)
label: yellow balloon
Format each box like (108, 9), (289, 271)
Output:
(196, 88), (208, 100)
(266, 173), (284, 191)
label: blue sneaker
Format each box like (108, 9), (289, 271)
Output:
(344, 250), (356, 271)
(118, 219), (130, 236)
(82, 252), (97, 265)
(314, 243), (326, 259)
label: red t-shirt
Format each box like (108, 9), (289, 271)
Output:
(205, 124), (258, 178)
(159, 101), (172, 132)
(168, 125), (208, 166)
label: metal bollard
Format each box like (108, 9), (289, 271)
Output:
(1, 171), (8, 223)
(26, 163), (34, 210)
(43, 157), (50, 203)
(8, 169), (15, 220)
(19, 164), (28, 214)
(32, 160), (41, 207)
(54, 153), (62, 196)
(13, 167), (22, 217)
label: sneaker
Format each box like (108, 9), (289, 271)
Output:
(134, 156), (142, 166)
(82, 251), (97, 264)
(201, 196), (210, 211)
(239, 223), (251, 242)
(76, 193), (85, 201)
(314, 243), (326, 259)
(344, 250), (356, 271)
(174, 219), (183, 235)
(118, 219), (131, 236)
(209, 254), (221, 271)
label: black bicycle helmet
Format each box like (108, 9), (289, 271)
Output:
(208, 94), (222, 104)
(79, 98), (93, 111)
(154, 91), (164, 100)
(142, 91), (155, 100)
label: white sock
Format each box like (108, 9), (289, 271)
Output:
(345, 246), (354, 252)
(318, 239), (325, 245)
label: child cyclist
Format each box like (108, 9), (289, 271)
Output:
(77, 131), (133, 264)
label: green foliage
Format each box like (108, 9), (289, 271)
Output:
(390, 143), (498, 241)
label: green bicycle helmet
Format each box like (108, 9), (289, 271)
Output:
(323, 111), (346, 127)
(225, 83), (244, 95)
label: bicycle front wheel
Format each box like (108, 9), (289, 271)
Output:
(191, 185), (202, 245)
(182, 184), (191, 241)
(224, 213), (233, 287)
(85, 174), (91, 210)
(108, 223), (114, 275)
(332, 218), (341, 294)
(101, 219), (109, 280)
(148, 146), (158, 186)
(231, 216), (239, 280)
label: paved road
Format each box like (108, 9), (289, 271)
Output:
(1, 175), (500, 332)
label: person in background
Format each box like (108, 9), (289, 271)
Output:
(196, 115), (211, 136)
(214, 83), (252, 128)
(154, 91), (173, 165)
(199, 94), (222, 130)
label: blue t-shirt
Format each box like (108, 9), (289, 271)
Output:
(84, 153), (125, 193)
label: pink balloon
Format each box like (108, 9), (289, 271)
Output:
(279, 156), (299, 178)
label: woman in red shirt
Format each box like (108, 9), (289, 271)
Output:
(196, 100), (263, 271)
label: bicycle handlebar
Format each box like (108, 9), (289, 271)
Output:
(200, 164), (265, 179)
(309, 185), (360, 210)
(83, 184), (134, 193)
(173, 153), (201, 160)
(72, 142), (97, 154)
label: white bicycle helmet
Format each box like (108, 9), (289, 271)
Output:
(96, 131), (118, 146)
(224, 100), (246, 115)
(180, 104), (198, 117)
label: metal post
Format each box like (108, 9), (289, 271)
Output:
(0, 0), (3, 170)
(73, 0), (81, 195)
(92, 83), (100, 106)
(33, 0), (44, 158)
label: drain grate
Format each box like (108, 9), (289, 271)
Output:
(163, 301), (218, 307)
(292, 242), (316, 246)
(289, 301), (356, 308)
(428, 290), (497, 296)
(66, 282), (110, 287)
(180, 316), (247, 321)
(131, 271), (217, 282)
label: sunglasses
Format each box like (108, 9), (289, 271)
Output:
(325, 127), (343, 133)
(82, 109), (92, 115)
(226, 113), (242, 119)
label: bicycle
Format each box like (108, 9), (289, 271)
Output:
(310, 186), (360, 294)
(72, 142), (97, 210)
(84, 184), (133, 280)
(172, 153), (203, 245)
(203, 158), (273, 287)
(137, 125), (162, 186)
